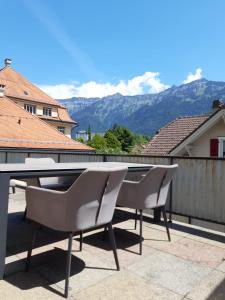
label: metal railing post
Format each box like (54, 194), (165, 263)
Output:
(168, 156), (173, 223)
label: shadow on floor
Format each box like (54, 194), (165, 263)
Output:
(164, 220), (225, 244)
(76, 226), (143, 257)
(6, 208), (135, 257)
(206, 273), (225, 300)
(5, 247), (86, 297)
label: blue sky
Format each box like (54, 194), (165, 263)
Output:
(1, 0), (225, 98)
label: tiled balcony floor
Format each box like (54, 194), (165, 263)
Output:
(2, 189), (225, 299)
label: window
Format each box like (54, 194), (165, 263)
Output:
(57, 126), (65, 134)
(218, 137), (225, 157)
(24, 104), (36, 114)
(43, 107), (52, 116)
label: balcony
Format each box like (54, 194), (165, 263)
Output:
(4, 187), (225, 299)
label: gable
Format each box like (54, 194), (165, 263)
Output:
(170, 109), (225, 155)
(142, 115), (208, 156)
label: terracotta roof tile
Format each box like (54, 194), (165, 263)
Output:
(142, 115), (209, 156)
(0, 96), (93, 151)
(0, 66), (77, 125)
(58, 107), (75, 123)
(0, 67), (60, 106)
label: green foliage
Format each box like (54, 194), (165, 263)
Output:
(87, 124), (92, 141)
(104, 131), (121, 150)
(87, 125), (150, 154)
(133, 133), (150, 145)
(74, 137), (85, 143)
(87, 135), (107, 152)
(108, 124), (134, 152)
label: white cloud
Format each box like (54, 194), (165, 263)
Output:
(183, 68), (203, 84)
(38, 72), (170, 99)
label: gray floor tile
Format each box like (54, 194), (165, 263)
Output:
(128, 251), (212, 296)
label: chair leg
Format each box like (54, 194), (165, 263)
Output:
(103, 225), (108, 241)
(108, 222), (120, 271)
(23, 207), (27, 220)
(65, 233), (73, 298)
(134, 209), (138, 230)
(25, 225), (38, 272)
(79, 231), (83, 251)
(12, 186), (16, 194)
(162, 206), (171, 242)
(139, 209), (143, 255)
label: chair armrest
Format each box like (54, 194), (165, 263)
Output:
(122, 180), (139, 185)
(27, 185), (64, 195)
(10, 179), (27, 189)
(26, 186), (67, 230)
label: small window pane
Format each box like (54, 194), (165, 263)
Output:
(24, 104), (36, 114)
(43, 107), (52, 116)
(223, 141), (225, 157)
(57, 126), (65, 134)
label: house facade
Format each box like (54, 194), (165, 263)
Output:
(0, 58), (93, 153)
(0, 58), (76, 137)
(142, 100), (225, 158)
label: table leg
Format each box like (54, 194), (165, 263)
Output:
(0, 174), (10, 279)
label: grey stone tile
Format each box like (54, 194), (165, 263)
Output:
(128, 251), (212, 296)
(73, 271), (182, 300)
(2, 270), (63, 299)
(152, 237), (225, 268)
(187, 269), (225, 300)
(35, 248), (115, 296)
(216, 260), (225, 273)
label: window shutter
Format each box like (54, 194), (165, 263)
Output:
(210, 139), (219, 157)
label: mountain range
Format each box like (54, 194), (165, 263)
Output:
(58, 79), (225, 137)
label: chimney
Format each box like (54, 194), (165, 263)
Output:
(212, 99), (224, 111)
(0, 84), (5, 97)
(4, 58), (12, 67)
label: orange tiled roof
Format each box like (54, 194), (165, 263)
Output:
(0, 65), (77, 124)
(142, 115), (209, 156)
(0, 66), (61, 106)
(0, 96), (93, 151)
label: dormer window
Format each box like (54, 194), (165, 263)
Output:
(57, 126), (65, 134)
(43, 107), (52, 116)
(24, 104), (36, 114)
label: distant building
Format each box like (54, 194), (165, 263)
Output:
(0, 58), (93, 152)
(142, 100), (225, 157)
(0, 58), (76, 137)
(76, 130), (89, 141)
(75, 130), (105, 141)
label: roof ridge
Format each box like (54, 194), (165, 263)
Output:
(175, 114), (210, 119)
(0, 66), (61, 107)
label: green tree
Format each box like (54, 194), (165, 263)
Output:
(104, 131), (121, 151)
(87, 134), (107, 153)
(109, 124), (134, 152)
(133, 133), (150, 145)
(87, 124), (92, 141)
(74, 137), (85, 143)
